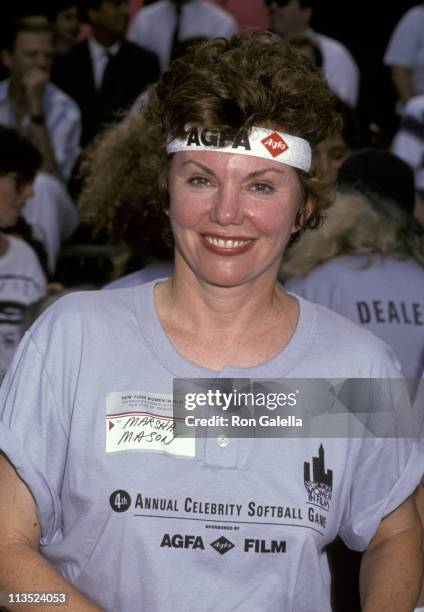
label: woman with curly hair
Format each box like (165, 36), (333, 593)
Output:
(0, 35), (421, 611)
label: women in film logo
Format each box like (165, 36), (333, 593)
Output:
(304, 445), (333, 510)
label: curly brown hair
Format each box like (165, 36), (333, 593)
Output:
(80, 32), (341, 252)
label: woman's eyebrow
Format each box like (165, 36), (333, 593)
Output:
(180, 160), (216, 175)
(246, 168), (287, 179)
(180, 160), (287, 179)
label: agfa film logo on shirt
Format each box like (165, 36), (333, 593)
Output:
(159, 533), (236, 555)
(260, 132), (289, 158)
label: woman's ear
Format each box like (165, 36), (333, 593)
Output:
(292, 197), (315, 234)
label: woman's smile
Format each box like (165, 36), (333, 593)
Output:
(201, 233), (256, 255)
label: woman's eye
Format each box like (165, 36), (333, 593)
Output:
(330, 148), (348, 161)
(252, 182), (273, 193)
(188, 176), (211, 187)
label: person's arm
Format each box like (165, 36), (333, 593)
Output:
(360, 495), (423, 611)
(390, 65), (416, 105)
(23, 68), (58, 174)
(414, 483), (424, 607)
(0, 453), (101, 611)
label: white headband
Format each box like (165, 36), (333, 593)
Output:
(166, 126), (312, 172)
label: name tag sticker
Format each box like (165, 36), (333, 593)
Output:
(106, 391), (195, 458)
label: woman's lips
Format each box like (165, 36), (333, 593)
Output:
(201, 234), (256, 256)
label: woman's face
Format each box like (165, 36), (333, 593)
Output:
(0, 174), (32, 228)
(312, 134), (351, 184)
(168, 150), (309, 287)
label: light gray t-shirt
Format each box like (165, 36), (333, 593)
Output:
(0, 281), (421, 611)
(286, 254), (424, 382)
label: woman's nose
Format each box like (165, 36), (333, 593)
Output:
(210, 185), (244, 226)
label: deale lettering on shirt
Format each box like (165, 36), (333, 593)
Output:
(357, 300), (423, 326)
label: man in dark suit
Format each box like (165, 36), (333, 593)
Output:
(52, 0), (160, 147)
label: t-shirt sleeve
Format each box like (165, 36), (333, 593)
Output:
(338, 434), (423, 551)
(384, 9), (422, 67)
(219, 14), (239, 38)
(0, 331), (68, 546)
(391, 98), (424, 168)
(324, 43), (359, 107)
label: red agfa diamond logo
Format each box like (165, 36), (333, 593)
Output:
(261, 132), (289, 158)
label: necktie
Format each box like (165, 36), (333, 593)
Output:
(169, 3), (182, 62)
(100, 50), (114, 93)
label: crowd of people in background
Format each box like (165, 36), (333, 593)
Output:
(0, 7), (421, 343)
(0, 1), (423, 610)
(0, 0), (421, 393)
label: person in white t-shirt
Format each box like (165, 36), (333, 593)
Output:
(0, 126), (47, 379)
(283, 148), (424, 387)
(391, 94), (424, 226)
(128, 0), (239, 71)
(384, 4), (424, 106)
(0, 15), (81, 181)
(265, 0), (359, 107)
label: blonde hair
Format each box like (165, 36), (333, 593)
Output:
(281, 190), (424, 279)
